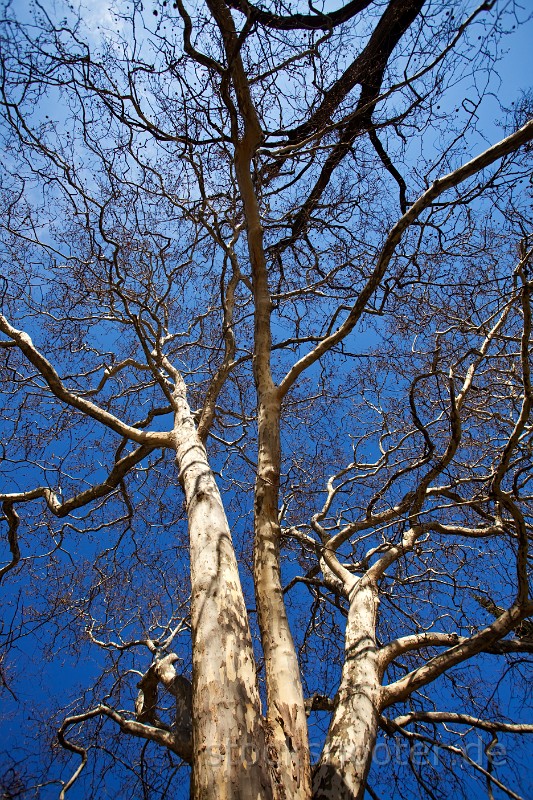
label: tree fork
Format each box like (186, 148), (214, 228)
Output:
(204, 1), (313, 792)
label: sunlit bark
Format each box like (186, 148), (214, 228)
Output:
(313, 583), (380, 800)
(172, 376), (272, 800)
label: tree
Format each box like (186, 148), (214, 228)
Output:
(0, 0), (532, 798)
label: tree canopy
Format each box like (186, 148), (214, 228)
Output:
(0, 0), (532, 798)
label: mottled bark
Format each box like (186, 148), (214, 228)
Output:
(313, 582), (380, 800)
(173, 381), (272, 800)
(235, 134), (312, 796)
(254, 397), (312, 800)
(211, 5), (313, 782)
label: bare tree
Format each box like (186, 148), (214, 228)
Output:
(0, 0), (532, 798)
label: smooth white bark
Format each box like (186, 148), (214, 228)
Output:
(173, 384), (272, 800)
(313, 582), (380, 800)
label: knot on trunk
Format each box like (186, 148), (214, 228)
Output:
(136, 652), (193, 739)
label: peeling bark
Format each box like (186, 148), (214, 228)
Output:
(254, 395), (312, 800)
(173, 382), (272, 800)
(217, 21), (312, 786)
(313, 582), (380, 800)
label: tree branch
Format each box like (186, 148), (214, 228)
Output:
(0, 315), (171, 446)
(278, 119), (533, 398)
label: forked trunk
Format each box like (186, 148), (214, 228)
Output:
(173, 388), (272, 800)
(313, 582), (380, 800)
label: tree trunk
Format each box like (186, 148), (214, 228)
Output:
(254, 396), (312, 800)
(313, 582), (380, 800)
(173, 385), (273, 800)
(230, 96), (312, 796)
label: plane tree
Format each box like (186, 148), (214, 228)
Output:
(0, 0), (532, 798)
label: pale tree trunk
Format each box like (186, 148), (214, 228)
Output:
(194, 3), (312, 789)
(254, 397), (312, 800)
(232, 102), (312, 800)
(313, 581), (380, 800)
(237, 142), (311, 799)
(172, 381), (273, 800)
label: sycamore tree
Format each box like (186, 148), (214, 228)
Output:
(0, 0), (532, 798)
